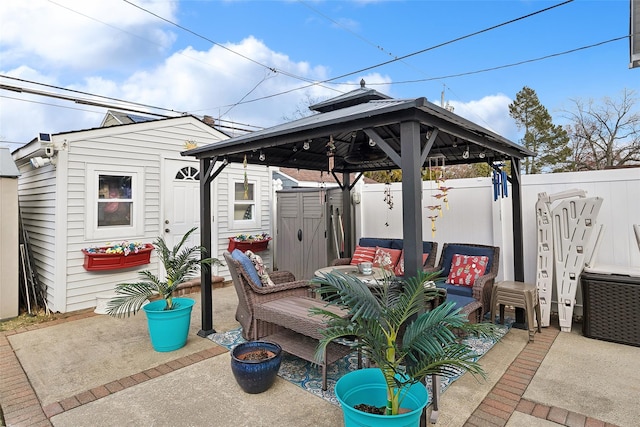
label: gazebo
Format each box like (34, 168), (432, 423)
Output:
(184, 82), (534, 336)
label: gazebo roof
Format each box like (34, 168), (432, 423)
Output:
(184, 85), (533, 172)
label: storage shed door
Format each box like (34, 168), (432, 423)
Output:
(277, 191), (327, 280)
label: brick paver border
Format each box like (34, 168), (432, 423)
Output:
(464, 325), (619, 427)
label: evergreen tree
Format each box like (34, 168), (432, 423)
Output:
(509, 87), (571, 173)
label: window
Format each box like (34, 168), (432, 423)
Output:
(86, 165), (144, 240)
(98, 175), (132, 226)
(230, 176), (260, 229)
(234, 182), (254, 221)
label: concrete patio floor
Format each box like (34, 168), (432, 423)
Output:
(1, 284), (638, 427)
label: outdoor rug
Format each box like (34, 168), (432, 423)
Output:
(209, 318), (512, 407)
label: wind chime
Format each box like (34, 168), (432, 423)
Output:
(425, 157), (453, 237)
(383, 176), (394, 227)
(492, 163), (508, 201)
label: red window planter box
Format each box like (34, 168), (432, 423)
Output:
(82, 244), (154, 271)
(227, 237), (271, 253)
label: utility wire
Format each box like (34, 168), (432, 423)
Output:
(353, 35), (631, 86)
(3, 0), (580, 129)
(121, 0), (340, 93)
(200, 0), (577, 109)
(321, 0), (575, 85)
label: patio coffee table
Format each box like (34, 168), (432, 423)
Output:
(253, 296), (357, 390)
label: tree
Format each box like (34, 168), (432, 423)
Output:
(563, 89), (640, 171)
(509, 86), (571, 174)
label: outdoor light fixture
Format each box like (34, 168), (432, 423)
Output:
(479, 150), (486, 159)
(462, 145), (470, 159)
(30, 156), (54, 168)
(368, 138), (376, 147)
(303, 140), (310, 150)
(259, 151), (266, 161)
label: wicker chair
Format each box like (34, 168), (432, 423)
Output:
(426, 243), (500, 319)
(223, 251), (313, 340)
(331, 238), (438, 269)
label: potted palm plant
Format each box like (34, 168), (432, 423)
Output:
(311, 271), (499, 426)
(107, 227), (221, 352)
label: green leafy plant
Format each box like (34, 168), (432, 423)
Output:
(107, 227), (221, 317)
(311, 270), (499, 416)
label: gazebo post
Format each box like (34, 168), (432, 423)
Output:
(198, 157), (214, 337)
(342, 172), (353, 257)
(400, 121), (424, 279)
(510, 157), (526, 325)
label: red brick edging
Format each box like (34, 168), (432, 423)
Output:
(464, 325), (619, 427)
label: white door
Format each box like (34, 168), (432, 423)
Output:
(163, 159), (210, 252)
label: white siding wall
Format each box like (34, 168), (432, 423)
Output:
(16, 160), (59, 310)
(214, 163), (273, 280)
(15, 117), (244, 313)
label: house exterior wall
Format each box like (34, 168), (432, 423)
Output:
(14, 117), (272, 313)
(356, 167), (640, 315)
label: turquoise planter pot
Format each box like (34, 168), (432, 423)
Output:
(335, 368), (428, 427)
(142, 297), (195, 352)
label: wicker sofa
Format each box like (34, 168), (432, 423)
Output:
(330, 237), (438, 272)
(426, 243), (500, 321)
(223, 250), (313, 340)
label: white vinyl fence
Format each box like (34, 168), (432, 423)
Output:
(355, 167), (640, 315)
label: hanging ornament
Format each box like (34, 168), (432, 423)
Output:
(383, 179), (394, 227)
(428, 215), (438, 237)
(326, 136), (336, 171)
(319, 171), (326, 204)
(243, 154), (249, 199)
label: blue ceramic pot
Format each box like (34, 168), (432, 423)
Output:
(231, 341), (282, 394)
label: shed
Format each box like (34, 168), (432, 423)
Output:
(0, 146), (21, 320)
(11, 113), (273, 313)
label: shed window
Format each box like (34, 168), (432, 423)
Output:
(98, 175), (132, 226)
(234, 182), (254, 221)
(229, 177), (260, 229)
(86, 165), (144, 240)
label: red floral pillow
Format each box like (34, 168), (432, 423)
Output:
(394, 251), (429, 276)
(372, 247), (402, 271)
(446, 254), (489, 287)
(350, 246), (376, 265)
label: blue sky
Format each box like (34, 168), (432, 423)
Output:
(1, 0), (637, 152)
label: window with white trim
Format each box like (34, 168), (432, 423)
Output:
(230, 177), (259, 229)
(86, 165), (145, 240)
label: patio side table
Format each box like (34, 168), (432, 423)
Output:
(490, 281), (542, 342)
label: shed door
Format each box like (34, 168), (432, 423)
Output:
(163, 159), (210, 250)
(277, 191), (327, 280)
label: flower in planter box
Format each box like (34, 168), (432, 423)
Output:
(84, 241), (147, 256)
(232, 233), (270, 242)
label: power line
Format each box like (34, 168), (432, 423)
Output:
(200, 0), (577, 109)
(120, 0), (340, 94)
(353, 35), (631, 86)
(1, 75), (182, 115)
(320, 0), (575, 85)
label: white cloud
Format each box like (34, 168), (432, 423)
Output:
(0, 1), (517, 154)
(449, 94), (520, 143)
(0, 0), (176, 72)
